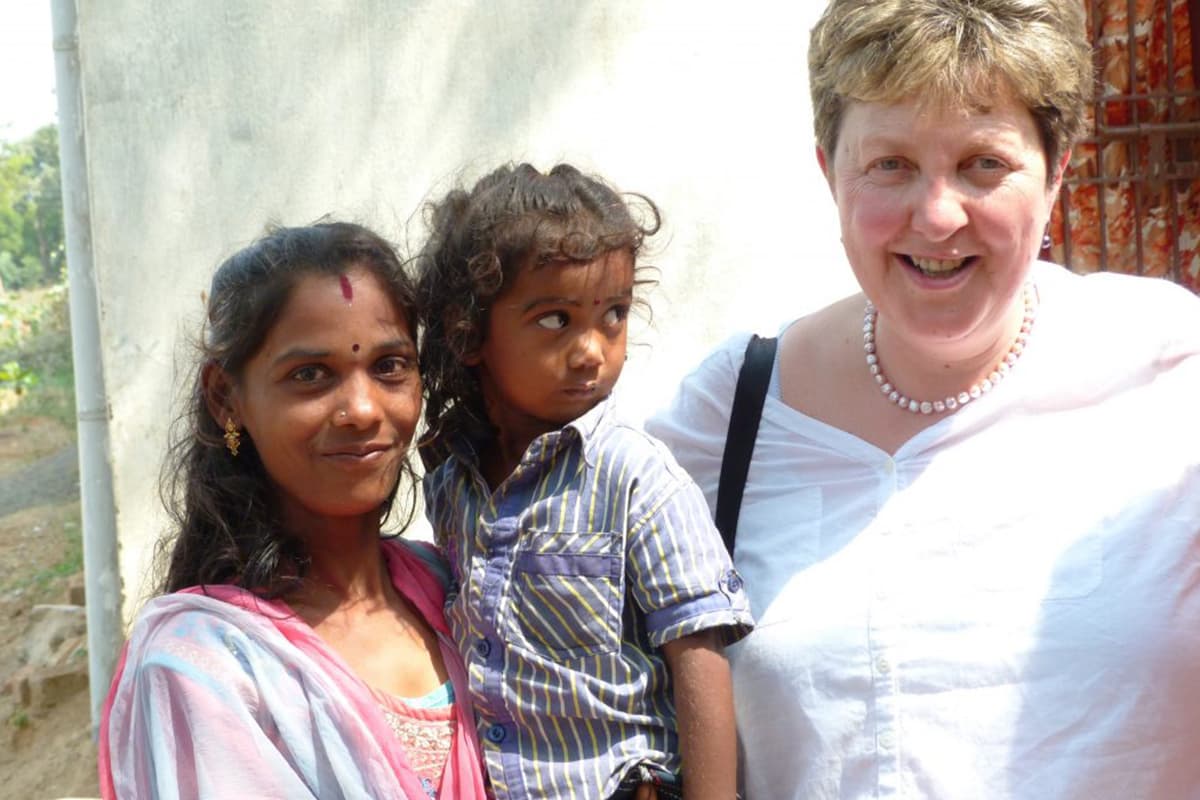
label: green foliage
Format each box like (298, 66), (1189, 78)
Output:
(0, 250), (42, 290)
(0, 125), (64, 291)
(8, 711), (30, 729)
(0, 283), (74, 425)
(0, 359), (39, 393)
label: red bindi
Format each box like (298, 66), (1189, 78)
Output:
(339, 274), (353, 301)
(352, 343), (360, 353)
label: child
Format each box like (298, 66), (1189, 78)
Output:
(417, 163), (753, 800)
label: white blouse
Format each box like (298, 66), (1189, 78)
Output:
(647, 262), (1200, 799)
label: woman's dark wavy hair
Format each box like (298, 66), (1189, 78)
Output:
(158, 221), (420, 596)
(415, 163), (661, 470)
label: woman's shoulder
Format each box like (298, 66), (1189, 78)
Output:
(131, 588), (253, 631)
(1040, 261), (1199, 314)
(660, 323), (792, 401)
(382, 538), (452, 591)
(644, 332), (754, 440)
(112, 592), (279, 699)
(779, 294), (863, 360)
(127, 589), (288, 661)
(1037, 262), (1200, 356)
(688, 330), (760, 382)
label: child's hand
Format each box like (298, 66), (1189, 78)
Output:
(634, 784), (660, 800)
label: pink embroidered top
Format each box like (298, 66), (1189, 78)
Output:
(374, 682), (457, 798)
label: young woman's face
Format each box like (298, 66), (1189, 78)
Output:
(821, 90), (1066, 358)
(471, 249), (633, 448)
(227, 267), (421, 528)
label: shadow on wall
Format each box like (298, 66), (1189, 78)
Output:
(83, 0), (607, 614)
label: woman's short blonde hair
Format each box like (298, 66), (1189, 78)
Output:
(809, 0), (1092, 174)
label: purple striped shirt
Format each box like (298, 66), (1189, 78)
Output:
(424, 398), (753, 799)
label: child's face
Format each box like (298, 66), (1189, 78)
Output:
(225, 267), (422, 528)
(470, 249), (634, 446)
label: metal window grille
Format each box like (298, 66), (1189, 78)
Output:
(1047, 0), (1200, 291)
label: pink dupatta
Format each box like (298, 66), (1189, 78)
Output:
(99, 539), (487, 799)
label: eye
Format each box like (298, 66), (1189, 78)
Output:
(962, 155), (1012, 187)
(866, 157), (912, 184)
(969, 155), (1008, 171)
(290, 365), (328, 384)
(535, 311), (569, 330)
(602, 304), (630, 327)
(374, 354), (414, 379)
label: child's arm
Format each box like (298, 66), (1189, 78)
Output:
(662, 629), (737, 800)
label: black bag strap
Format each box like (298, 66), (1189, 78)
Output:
(715, 334), (778, 556)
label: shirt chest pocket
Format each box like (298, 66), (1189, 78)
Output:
(504, 530), (623, 660)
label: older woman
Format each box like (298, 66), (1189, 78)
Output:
(648, 1), (1200, 798)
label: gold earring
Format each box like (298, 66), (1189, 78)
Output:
(224, 418), (241, 457)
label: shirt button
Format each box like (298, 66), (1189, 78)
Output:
(486, 723), (507, 743)
(475, 637), (492, 658)
(877, 657), (891, 674)
(879, 732), (895, 750)
(725, 570), (744, 593)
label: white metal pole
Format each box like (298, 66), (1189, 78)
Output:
(50, 0), (122, 734)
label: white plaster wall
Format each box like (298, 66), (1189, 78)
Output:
(74, 0), (855, 625)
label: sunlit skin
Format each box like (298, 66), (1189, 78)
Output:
(468, 249), (634, 488)
(206, 267), (446, 699)
(817, 91), (1069, 398)
(221, 267), (422, 538)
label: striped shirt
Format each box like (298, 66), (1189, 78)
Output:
(424, 398), (753, 799)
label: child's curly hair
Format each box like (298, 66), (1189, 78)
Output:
(415, 163), (661, 469)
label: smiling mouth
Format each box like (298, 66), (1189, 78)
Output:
(326, 444), (390, 459)
(903, 254), (976, 278)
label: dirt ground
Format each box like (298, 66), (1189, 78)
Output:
(0, 413), (100, 799)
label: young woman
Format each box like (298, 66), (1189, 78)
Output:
(99, 222), (488, 799)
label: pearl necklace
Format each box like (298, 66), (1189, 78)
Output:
(863, 285), (1036, 415)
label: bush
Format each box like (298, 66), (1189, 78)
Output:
(0, 251), (43, 291)
(0, 282), (74, 424)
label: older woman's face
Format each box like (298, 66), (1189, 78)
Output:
(821, 91), (1066, 355)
